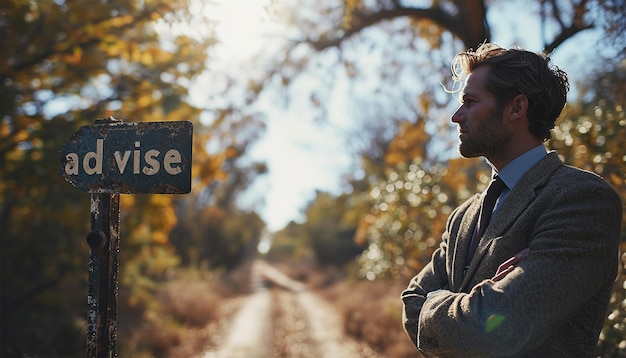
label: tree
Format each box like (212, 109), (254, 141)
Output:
(170, 202), (266, 270)
(255, 0), (622, 273)
(169, 135), (268, 270)
(300, 191), (366, 267)
(358, 152), (491, 280)
(276, 0), (624, 52)
(0, 0), (264, 355)
(255, 0), (624, 121)
(265, 221), (314, 262)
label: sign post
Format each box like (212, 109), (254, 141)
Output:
(86, 193), (120, 357)
(59, 117), (193, 357)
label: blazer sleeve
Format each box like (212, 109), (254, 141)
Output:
(416, 173), (622, 356)
(401, 204), (464, 347)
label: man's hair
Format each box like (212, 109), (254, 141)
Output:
(451, 43), (569, 140)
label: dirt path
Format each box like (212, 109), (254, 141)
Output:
(200, 261), (379, 358)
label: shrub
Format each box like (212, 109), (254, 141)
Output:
(159, 280), (218, 327)
(131, 320), (183, 358)
(320, 279), (418, 357)
(120, 269), (233, 357)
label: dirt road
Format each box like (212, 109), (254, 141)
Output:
(200, 261), (379, 358)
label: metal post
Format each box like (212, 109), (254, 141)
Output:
(86, 193), (120, 358)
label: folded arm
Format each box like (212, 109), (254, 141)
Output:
(414, 180), (621, 356)
(401, 216), (455, 347)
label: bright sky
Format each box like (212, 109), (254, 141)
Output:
(199, 0), (352, 232)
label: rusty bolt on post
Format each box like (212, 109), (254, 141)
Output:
(86, 230), (107, 249)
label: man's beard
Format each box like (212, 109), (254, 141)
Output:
(458, 106), (511, 160)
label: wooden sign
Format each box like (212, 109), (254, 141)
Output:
(60, 120), (193, 194)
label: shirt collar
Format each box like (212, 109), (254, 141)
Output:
(493, 144), (547, 190)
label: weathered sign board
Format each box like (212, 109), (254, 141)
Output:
(59, 120), (193, 194)
(59, 118), (193, 358)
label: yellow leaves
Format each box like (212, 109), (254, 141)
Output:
(201, 205), (226, 222)
(122, 193), (177, 247)
(410, 18), (445, 48)
(104, 38), (163, 65)
(175, 36), (194, 58)
(193, 151), (227, 186)
(100, 35), (122, 56)
(384, 119), (428, 167)
(224, 145), (239, 158)
(122, 244), (180, 311)
(140, 51), (154, 66)
(343, 0), (364, 30)
(68, 45), (83, 64)
(443, 157), (489, 193)
(2, 2), (224, 352)
(150, 11), (162, 21)
(137, 93), (154, 109)
(608, 172), (624, 187)
(130, 79), (168, 113)
(362, 136), (492, 279)
(1, 129), (31, 156)
(419, 95), (431, 116)
(162, 102), (196, 122)
(120, 194), (136, 210)
(147, 195), (178, 233)
(102, 37), (167, 64)
(152, 231), (169, 245)
(0, 120), (11, 138)
(131, 45), (142, 63)
(108, 15), (134, 28)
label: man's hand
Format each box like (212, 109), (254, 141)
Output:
(492, 248), (530, 281)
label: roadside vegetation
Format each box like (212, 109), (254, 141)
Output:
(2, 0), (624, 357)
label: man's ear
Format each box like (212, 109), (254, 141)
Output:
(509, 94), (529, 119)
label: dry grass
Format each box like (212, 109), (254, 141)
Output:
(131, 320), (184, 358)
(159, 280), (219, 327)
(318, 279), (419, 358)
(121, 267), (248, 358)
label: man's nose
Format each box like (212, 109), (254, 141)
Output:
(451, 106), (463, 124)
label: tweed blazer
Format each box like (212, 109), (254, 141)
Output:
(401, 152), (622, 357)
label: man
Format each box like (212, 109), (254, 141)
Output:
(401, 43), (622, 357)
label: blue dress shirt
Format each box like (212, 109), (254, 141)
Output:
(493, 144), (548, 213)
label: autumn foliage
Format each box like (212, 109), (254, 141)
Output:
(1, 0), (263, 355)
(1, 0), (625, 356)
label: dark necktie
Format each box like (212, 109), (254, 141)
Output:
(466, 176), (506, 265)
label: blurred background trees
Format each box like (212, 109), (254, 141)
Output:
(255, 0), (626, 354)
(257, 0), (625, 275)
(1, 0), (624, 356)
(1, 0), (266, 355)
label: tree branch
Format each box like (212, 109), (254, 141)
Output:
(10, 4), (174, 73)
(544, 0), (593, 52)
(304, 1), (491, 52)
(544, 21), (593, 53)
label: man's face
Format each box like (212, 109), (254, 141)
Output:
(451, 65), (512, 159)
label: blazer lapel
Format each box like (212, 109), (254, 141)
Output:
(450, 194), (481, 291)
(459, 152), (563, 290)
